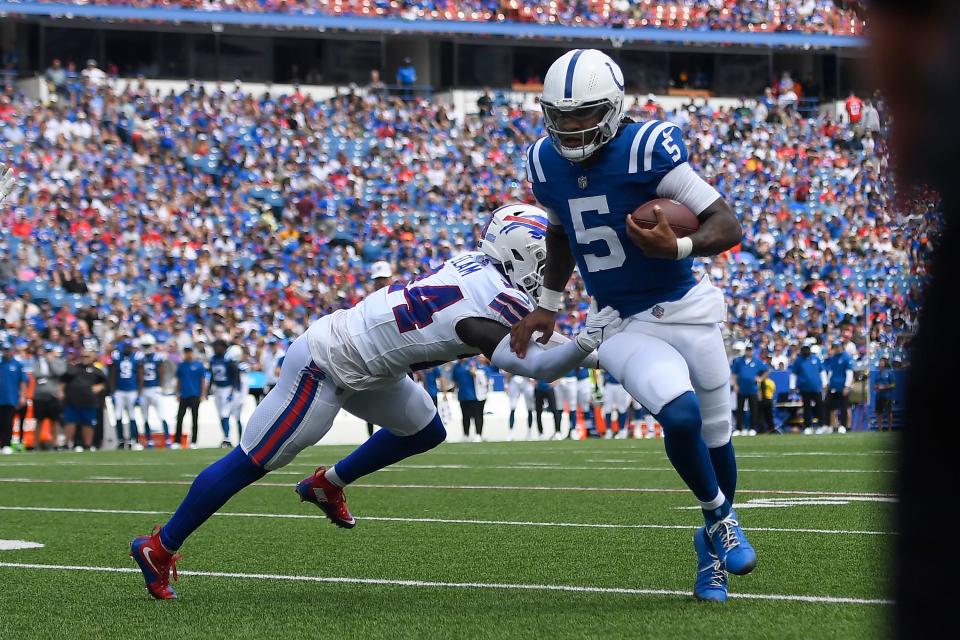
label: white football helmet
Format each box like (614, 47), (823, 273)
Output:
(540, 49), (625, 161)
(478, 203), (550, 302)
(139, 334), (156, 350)
(226, 345), (244, 362)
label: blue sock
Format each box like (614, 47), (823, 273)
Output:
(526, 412), (533, 429)
(220, 417), (230, 438)
(618, 412), (629, 433)
(129, 420), (139, 440)
(709, 441), (738, 505)
(605, 413), (612, 432)
(143, 421), (152, 439)
(159, 448), (266, 551)
(334, 413), (446, 485)
(508, 410), (516, 430)
(115, 421), (123, 442)
(569, 409), (578, 431)
(162, 420), (170, 436)
(655, 392), (720, 504)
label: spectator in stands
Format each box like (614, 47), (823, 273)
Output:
(61, 348), (107, 452)
(396, 57), (417, 98)
(366, 69), (387, 97)
(31, 343), (66, 450)
(452, 357), (483, 442)
(730, 344), (767, 436)
(45, 58), (66, 95)
(175, 345), (206, 449)
(791, 343), (827, 434)
(477, 89), (493, 118)
(845, 90), (864, 128)
(0, 340), (27, 455)
(81, 59), (106, 87)
(873, 356), (896, 431)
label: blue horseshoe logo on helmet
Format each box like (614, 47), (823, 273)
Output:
(605, 62), (624, 91)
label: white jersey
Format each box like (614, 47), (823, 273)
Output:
(307, 252), (534, 391)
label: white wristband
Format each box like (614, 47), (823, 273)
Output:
(676, 236), (694, 260)
(537, 288), (564, 312)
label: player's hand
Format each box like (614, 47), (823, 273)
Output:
(576, 303), (623, 352)
(625, 205), (679, 259)
(510, 307), (557, 358)
(0, 163), (15, 203)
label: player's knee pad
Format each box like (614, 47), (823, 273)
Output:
(655, 391), (702, 440)
(696, 383), (733, 448)
(406, 412), (446, 452)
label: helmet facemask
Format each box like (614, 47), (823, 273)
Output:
(542, 99), (620, 162)
(502, 242), (547, 302)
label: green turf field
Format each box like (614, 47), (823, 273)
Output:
(0, 433), (894, 639)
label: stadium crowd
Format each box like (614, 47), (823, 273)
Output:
(0, 56), (927, 451)
(20, 0), (865, 35)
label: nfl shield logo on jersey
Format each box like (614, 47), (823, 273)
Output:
(578, 175), (588, 189)
(652, 304), (665, 319)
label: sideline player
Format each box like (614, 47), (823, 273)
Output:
(602, 371), (631, 438)
(138, 335), (171, 447)
(111, 340), (141, 450)
(130, 204), (622, 599)
(505, 373), (534, 441)
(510, 49), (754, 602)
(207, 339), (239, 448)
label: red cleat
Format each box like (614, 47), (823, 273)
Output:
(130, 525), (181, 600)
(295, 466), (356, 528)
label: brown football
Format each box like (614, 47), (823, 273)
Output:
(630, 198), (700, 238)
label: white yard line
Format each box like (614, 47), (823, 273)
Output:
(0, 505), (894, 536)
(0, 476), (896, 497)
(0, 561), (892, 606)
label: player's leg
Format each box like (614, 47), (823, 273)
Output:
(523, 382), (535, 432)
(615, 386), (631, 437)
(337, 376), (445, 482)
(213, 388), (231, 445)
(121, 392), (141, 449)
(507, 381), (520, 435)
(578, 377), (593, 437)
(132, 336), (340, 599)
(533, 388), (545, 437)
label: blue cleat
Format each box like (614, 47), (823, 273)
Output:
(693, 527), (727, 602)
(706, 509), (757, 576)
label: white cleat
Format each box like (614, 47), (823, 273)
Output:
(747, 429), (757, 436)
(189, 443), (199, 450)
(731, 430), (742, 437)
(803, 427), (814, 435)
(837, 426), (847, 434)
(470, 435), (482, 443)
(169, 442), (182, 450)
(73, 445), (84, 452)
(603, 430), (613, 440)
(0, 446), (12, 455)
(131, 442), (145, 451)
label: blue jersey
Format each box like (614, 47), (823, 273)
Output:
(112, 351), (139, 392)
(874, 369), (896, 398)
(791, 355), (825, 393)
(176, 360), (205, 398)
(731, 357), (768, 395)
(451, 361), (477, 401)
(140, 353), (165, 388)
(0, 356), (27, 405)
(527, 120), (696, 317)
(422, 368), (440, 397)
(209, 355), (237, 389)
(824, 352), (854, 391)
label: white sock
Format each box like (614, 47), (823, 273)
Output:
(325, 465), (347, 488)
(699, 489), (726, 513)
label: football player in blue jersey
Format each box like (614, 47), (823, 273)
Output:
(138, 335), (172, 448)
(510, 49), (753, 602)
(111, 340), (142, 450)
(208, 339), (239, 448)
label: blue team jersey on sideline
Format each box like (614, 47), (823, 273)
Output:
(791, 355), (825, 393)
(731, 357), (768, 395)
(874, 369), (896, 397)
(141, 353), (164, 388)
(209, 355), (234, 388)
(0, 357), (27, 405)
(113, 351), (139, 392)
(176, 360), (205, 398)
(824, 352), (854, 391)
(527, 120), (697, 317)
(423, 368), (440, 397)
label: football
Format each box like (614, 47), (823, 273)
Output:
(630, 198), (700, 238)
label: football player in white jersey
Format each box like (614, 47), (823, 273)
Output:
(510, 49), (754, 602)
(130, 204), (623, 600)
(225, 344), (250, 440)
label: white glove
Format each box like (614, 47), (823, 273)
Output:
(0, 163), (14, 203)
(575, 303), (623, 352)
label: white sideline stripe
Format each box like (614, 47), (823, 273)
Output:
(0, 562), (892, 605)
(0, 506), (894, 536)
(0, 477), (896, 497)
(390, 464), (893, 474)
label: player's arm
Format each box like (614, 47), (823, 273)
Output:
(459, 305), (619, 382)
(509, 221), (576, 357)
